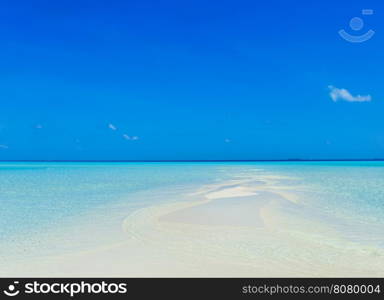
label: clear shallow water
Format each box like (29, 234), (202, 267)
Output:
(0, 162), (229, 239)
(255, 161), (384, 224)
(1, 161), (383, 248)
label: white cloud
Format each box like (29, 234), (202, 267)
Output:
(328, 85), (371, 102)
(108, 123), (117, 130)
(123, 134), (139, 141)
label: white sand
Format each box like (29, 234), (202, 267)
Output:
(2, 177), (384, 277)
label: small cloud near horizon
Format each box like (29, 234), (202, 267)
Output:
(108, 123), (117, 130)
(123, 134), (139, 141)
(328, 85), (371, 103)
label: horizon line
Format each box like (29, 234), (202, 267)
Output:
(0, 159), (383, 163)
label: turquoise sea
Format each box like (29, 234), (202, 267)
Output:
(1, 161), (384, 257)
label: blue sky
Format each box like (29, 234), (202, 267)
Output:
(0, 0), (383, 160)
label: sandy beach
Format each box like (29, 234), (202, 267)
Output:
(3, 171), (384, 277)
